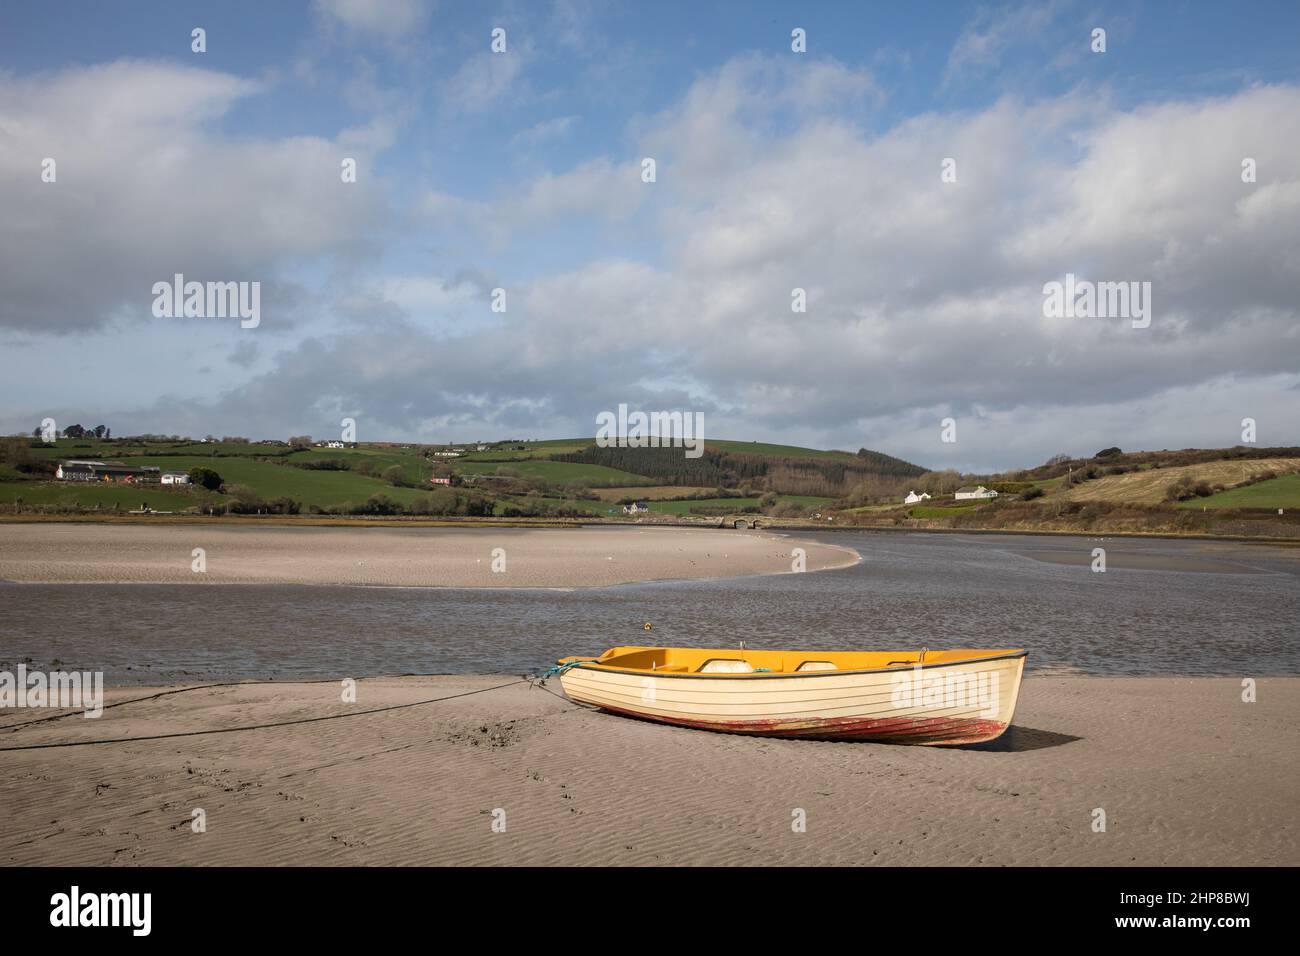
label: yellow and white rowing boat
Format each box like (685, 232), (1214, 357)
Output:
(555, 645), (1026, 745)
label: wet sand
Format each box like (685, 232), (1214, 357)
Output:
(1, 675), (1294, 866)
(0, 524), (857, 588)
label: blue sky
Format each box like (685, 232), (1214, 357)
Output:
(1, 0), (1298, 470)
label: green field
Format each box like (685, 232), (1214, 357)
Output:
(0, 481), (216, 511)
(6, 437), (879, 516)
(290, 449), (431, 484)
(1177, 474), (1300, 510)
(126, 457), (430, 508)
(460, 438), (594, 462)
(460, 437), (859, 463)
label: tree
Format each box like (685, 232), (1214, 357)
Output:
(1095, 447), (1122, 459)
(187, 466), (223, 491)
(381, 465), (406, 487)
(226, 484), (262, 507)
(289, 435), (313, 450)
(93, 425), (106, 439)
(63, 424), (85, 439)
(1, 438), (32, 466)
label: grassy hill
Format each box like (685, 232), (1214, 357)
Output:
(1, 434), (904, 520)
(6, 434), (1299, 535)
(1055, 457), (1300, 505)
(1178, 473), (1300, 510)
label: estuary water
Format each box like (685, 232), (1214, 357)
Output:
(2, 531), (1297, 683)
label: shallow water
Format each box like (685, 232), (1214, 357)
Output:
(2, 531), (1297, 683)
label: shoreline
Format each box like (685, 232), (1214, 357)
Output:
(3, 512), (1299, 547)
(823, 522), (1300, 547)
(2, 674), (1294, 866)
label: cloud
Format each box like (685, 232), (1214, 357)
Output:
(421, 156), (647, 243)
(3, 53), (1297, 469)
(0, 61), (389, 334)
(510, 115), (578, 149)
(943, 1), (1069, 88)
(439, 47), (527, 116)
(312, 0), (428, 44)
(352, 74), (1300, 462)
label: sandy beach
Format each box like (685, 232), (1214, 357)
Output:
(1, 675), (1294, 866)
(0, 524), (857, 587)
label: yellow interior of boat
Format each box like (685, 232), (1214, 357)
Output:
(559, 646), (1024, 675)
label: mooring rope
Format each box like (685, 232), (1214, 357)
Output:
(0, 675), (541, 753)
(0, 676), (350, 733)
(532, 659), (594, 681)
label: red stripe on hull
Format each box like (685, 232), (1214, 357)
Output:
(596, 704), (1008, 746)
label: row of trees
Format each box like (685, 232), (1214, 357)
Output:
(31, 423), (111, 440)
(309, 492), (495, 517)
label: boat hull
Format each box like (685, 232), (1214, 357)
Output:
(559, 652), (1026, 746)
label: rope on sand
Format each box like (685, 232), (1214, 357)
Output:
(0, 676), (349, 733)
(0, 676), (535, 753)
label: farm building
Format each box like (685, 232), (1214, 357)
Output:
(954, 485), (998, 500)
(161, 472), (190, 485)
(56, 460), (161, 483)
(55, 461), (96, 481)
(904, 490), (932, 504)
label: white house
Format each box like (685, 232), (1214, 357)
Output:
(325, 440), (345, 449)
(955, 485), (999, 500)
(623, 501), (650, 515)
(904, 490), (932, 504)
(161, 472), (190, 485)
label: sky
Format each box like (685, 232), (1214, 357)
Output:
(1, 0), (1298, 473)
